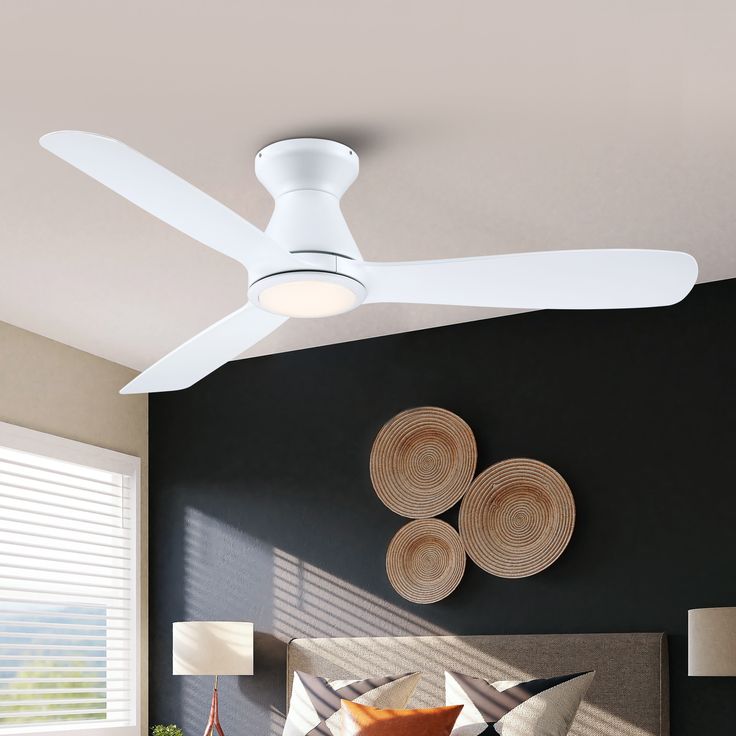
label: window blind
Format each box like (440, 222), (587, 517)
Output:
(0, 430), (138, 736)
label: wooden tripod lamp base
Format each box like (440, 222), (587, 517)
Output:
(203, 675), (225, 736)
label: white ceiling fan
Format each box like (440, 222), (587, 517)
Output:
(39, 133), (698, 395)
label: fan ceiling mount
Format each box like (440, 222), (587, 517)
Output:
(39, 131), (698, 395)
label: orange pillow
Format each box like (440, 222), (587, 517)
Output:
(340, 700), (462, 736)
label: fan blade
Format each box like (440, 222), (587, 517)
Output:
(120, 303), (286, 394)
(40, 131), (300, 275)
(348, 249), (697, 309)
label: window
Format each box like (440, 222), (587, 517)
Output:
(0, 422), (140, 736)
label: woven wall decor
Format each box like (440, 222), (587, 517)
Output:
(370, 407), (477, 518)
(386, 518), (466, 604)
(458, 458), (575, 578)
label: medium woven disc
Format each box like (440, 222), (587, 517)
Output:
(370, 407), (477, 518)
(386, 519), (466, 604)
(459, 458), (575, 578)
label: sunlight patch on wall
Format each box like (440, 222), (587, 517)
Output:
(273, 548), (655, 736)
(183, 507), (276, 734)
(273, 548), (448, 639)
(179, 522), (655, 736)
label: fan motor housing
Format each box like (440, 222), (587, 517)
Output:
(255, 138), (362, 262)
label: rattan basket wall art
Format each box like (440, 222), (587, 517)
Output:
(369, 407), (477, 519)
(372, 408), (576, 602)
(385, 519), (466, 604)
(458, 458), (575, 578)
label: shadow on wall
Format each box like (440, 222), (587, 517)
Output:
(271, 547), (655, 736)
(178, 506), (450, 736)
(177, 507), (657, 736)
(272, 548), (448, 639)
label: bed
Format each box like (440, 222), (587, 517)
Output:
(286, 633), (669, 736)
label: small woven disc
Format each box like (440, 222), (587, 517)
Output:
(370, 407), (477, 518)
(386, 519), (466, 604)
(459, 458), (575, 578)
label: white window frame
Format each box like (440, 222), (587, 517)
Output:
(0, 421), (142, 736)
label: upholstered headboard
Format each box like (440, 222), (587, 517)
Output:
(287, 633), (669, 736)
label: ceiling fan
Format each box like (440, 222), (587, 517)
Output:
(39, 133), (698, 395)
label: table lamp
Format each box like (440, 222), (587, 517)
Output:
(173, 621), (254, 736)
(688, 607), (736, 676)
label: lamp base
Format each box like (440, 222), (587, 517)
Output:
(202, 676), (225, 736)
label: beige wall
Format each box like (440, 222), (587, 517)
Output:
(0, 319), (148, 733)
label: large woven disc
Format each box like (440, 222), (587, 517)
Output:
(459, 458), (575, 578)
(386, 519), (466, 604)
(370, 407), (477, 518)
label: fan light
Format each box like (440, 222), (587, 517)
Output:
(259, 280), (357, 318)
(250, 271), (366, 318)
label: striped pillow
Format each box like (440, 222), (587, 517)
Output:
(446, 670), (594, 736)
(284, 671), (421, 736)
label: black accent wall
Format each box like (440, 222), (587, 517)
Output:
(149, 278), (736, 736)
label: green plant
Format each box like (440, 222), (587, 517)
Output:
(152, 724), (183, 736)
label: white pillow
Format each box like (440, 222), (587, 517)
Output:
(446, 670), (594, 736)
(284, 671), (420, 736)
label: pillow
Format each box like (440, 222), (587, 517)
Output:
(283, 671), (421, 736)
(341, 700), (463, 736)
(445, 670), (595, 736)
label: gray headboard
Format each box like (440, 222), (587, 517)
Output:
(287, 633), (669, 736)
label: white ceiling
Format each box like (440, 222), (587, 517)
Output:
(1, 1), (735, 371)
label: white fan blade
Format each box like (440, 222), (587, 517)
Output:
(40, 131), (301, 275)
(120, 303), (286, 394)
(348, 249), (697, 309)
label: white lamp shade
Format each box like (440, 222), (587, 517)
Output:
(688, 607), (736, 676)
(173, 621), (254, 676)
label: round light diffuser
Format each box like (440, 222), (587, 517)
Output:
(249, 271), (366, 318)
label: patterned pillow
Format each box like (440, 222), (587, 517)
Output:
(284, 671), (421, 736)
(445, 670), (595, 736)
